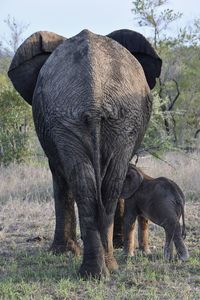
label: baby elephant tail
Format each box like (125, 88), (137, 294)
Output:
(181, 203), (186, 240)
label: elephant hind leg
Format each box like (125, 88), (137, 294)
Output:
(70, 163), (109, 278)
(163, 219), (176, 261)
(164, 221), (189, 261)
(78, 229), (109, 279)
(173, 223), (189, 261)
(164, 231), (174, 261)
(50, 165), (80, 256)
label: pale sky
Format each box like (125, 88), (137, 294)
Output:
(0, 0), (200, 42)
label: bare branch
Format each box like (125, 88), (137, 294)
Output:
(167, 79), (180, 111)
(3, 15), (29, 54)
(194, 129), (200, 139)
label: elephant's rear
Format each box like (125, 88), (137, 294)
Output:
(34, 29), (151, 124)
(32, 29), (152, 189)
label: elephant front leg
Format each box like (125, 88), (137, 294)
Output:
(50, 172), (80, 256)
(137, 216), (151, 254)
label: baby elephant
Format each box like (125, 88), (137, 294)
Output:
(121, 164), (189, 261)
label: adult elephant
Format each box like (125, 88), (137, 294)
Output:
(8, 29), (162, 278)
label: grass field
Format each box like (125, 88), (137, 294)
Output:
(0, 152), (200, 299)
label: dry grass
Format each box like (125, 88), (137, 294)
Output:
(135, 151), (200, 199)
(0, 163), (52, 204)
(0, 152), (200, 299)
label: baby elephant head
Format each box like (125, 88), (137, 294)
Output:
(121, 164), (143, 199)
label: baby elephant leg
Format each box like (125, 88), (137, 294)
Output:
(123, 212), (137, 257)
(173, 223), (189, 261)
(137, 216), (151, 254)
(164, 221), (189, 261)
(164, 230), (174, 261)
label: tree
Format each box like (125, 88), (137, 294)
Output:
(132, 0), (183, 145)
(138, 91), (174, 156)
(132, 0), (182, 49)
(3, 15), (29, 54)
(0, 16), (34, 165)
(132, 0), (200, 151)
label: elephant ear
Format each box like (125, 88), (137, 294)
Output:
(107, 29), (162, 89)
(8, 31), (66, 105)
(121, 164), (143, 199)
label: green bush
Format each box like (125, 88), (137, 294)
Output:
(140, 92), (174, 155)
(0, 76), (34, 165)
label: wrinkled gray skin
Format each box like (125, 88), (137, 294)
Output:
(121, 164), (189, 261)
(8, 29), (161, 278)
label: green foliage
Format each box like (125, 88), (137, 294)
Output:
(132, 0), (182, 28)
(0, 75), (34, 165)
(140, 92), (174, 155)
(132, 0), (182, 48)
(0, 56), (11, 73)
(132, 0), (200, 153)
(0, 16), (36, 166)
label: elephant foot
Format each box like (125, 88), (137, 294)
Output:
(67, 240), (82, 256)
(79, 259), (109, 279)
(105, 255), (119, 273)
(177, 249), (189, 262)
(164, 247), (173, 262)
(123, 249), (135, 258)
(50, 239), (81, 256)
(138, 247), (151, 256)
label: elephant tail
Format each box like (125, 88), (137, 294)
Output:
(181, 202), (186, 240)
(172, 181), (186, 240)
(91, 118), (109, 229)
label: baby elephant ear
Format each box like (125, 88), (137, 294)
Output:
(121, 165), (143, 199)
(107, 29), (162, 89)
(8, 31), (66, 105)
